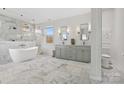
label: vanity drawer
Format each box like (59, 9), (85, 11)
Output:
(66, 47), (76, 60)
(55, 47), (61, 58)
(76, 47), (91, 62)
(60, 47), (67, 59)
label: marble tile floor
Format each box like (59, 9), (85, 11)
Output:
(90, 66), (124, 84)
(0, 55), (91, 84)
(0, 55), (124, 84)
(101, 68), (124, 84)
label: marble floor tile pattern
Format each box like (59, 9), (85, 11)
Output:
(101, 68), (124, 84)
(0, 55), (124, 84)
(0, 55), (91, 84)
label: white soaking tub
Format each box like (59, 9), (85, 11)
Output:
(9, 47), (38, 62)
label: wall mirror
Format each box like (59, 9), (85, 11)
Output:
(80, 23), (90, 41)
(59, 26), (69, 41)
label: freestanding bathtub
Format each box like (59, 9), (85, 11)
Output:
(9, 47), (38, 62)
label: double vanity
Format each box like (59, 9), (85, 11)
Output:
(55, 45), (91, 63)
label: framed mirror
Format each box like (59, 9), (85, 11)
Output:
(60, 26), (69, 40)
(80, 23), (89, 41)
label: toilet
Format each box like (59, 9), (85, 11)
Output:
(102, 54), (113, 69)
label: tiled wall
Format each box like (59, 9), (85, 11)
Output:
(0, 14), (35, 41)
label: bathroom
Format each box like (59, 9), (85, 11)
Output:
(0, 8), (123, 84)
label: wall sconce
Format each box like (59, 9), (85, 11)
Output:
(58, 28), (61, 35)
(88, 23), (92, 33)
(76, 26), (80, 34)
(67, 27), (70, 34)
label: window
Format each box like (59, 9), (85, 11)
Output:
(46, 26), (54, 43)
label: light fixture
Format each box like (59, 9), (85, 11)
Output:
(88, 23), (92, 33)
(58, 28), (61, 35)
(76, 26), (80, 31)
(67, 27), (70, 33)
(76, 26), (80, 34)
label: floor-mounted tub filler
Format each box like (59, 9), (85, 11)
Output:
(9, 47), (38, 62)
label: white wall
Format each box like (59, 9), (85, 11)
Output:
(102, 9), (114, 49)
(111, 9), (124, 73)
(39, 13), (91, 44)
(0, 9), (112, 55)
(37, 13), (91, 55)
(36, 9), (114, 55)
(90, 8), (102, 81)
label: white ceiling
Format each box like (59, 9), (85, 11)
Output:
(0, 8), (90, 24)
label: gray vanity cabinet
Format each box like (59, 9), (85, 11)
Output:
(55, 46), (61, 58)
(55, 45), (91, 63)
(76, 46), (91, 62)
(66, 46), (76, 60)
(60, 46), (67, 59)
